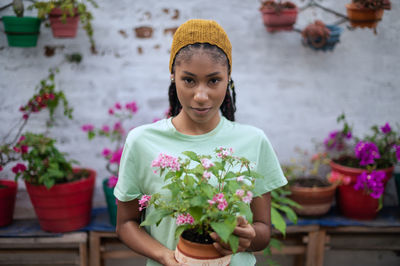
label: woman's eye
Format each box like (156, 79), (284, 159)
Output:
(209, 78), (220, 85)
(183, 77), (194, 84)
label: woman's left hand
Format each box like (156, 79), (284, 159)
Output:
(210, 216), (256, 255)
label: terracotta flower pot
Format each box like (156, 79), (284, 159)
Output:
(260, 6), (298, 32)
(0, 180), (18, 227)
(49, 8), (80, 38)
(289, 179), (337, 216)
(329, 160), (394, 220)
(346, 3), (384, 29)
(25, 168), (96, 232)
(175, 236), (231, 266)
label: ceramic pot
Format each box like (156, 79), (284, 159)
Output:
(346, 3), (384, 29)
(2, 16), (41, 47)
(49, 8), (79, 38)
(330, 160), (393, 220)
(102, 178), (117, 227)
(25, 168), (96, 232)
(260, 7), (298, 32)
(175, 236), (231, 266)
(289, 180), (337, 216)
(0, 180), (18, 227)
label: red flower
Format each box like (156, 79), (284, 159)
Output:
(12, 163), (27, 174)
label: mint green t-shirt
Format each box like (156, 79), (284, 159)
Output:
(114, 116), (287, 266)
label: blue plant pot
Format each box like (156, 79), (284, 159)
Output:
(304, 25), (343, 52)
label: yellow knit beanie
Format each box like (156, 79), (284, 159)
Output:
(169, 19), (232, 74)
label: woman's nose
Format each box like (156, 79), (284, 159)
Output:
(193, 86), (208, 103)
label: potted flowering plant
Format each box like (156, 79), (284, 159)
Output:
(324, 113), (400, 219)
(1, 0), (42, 47)
(283, 148), (337, 217)
(0, 69), (72, 227)
(259, 0), (298, 32)
(30, 0), (98, 52)
(82, 100), (139, 226)
(301, 20), (343, 52)
(346, 0), (391, 30)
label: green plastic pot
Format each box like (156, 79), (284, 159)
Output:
(102, 178), (117, 227)
(2, 16), (41, 47)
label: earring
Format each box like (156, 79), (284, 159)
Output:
(171, 77), (175, 83)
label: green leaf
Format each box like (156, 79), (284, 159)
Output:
(140, 209), (172, 227)
(175, 225), (189, 239)
(182, 151), (200, 162)
(188, 206), (203, 221)
(237, 202), (253, 224)
(210, 216), (236, 243)
(277, 205), (298, 224)
(271, 207), (286, 236)
(224, 171), (236, 180)
(164, 171), (175, 181)
(228, 234), (239, 253)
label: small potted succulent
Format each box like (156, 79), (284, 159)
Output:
(30, 0), (98, 52)
(301, 20), (342, 51)
(324, 113), (400, 219)
(346, 0), (391, 30)
(82, 100), (139, 227)
(259, 0), (298, 32)
(1, 0), (42, 47)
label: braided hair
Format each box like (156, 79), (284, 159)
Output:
(168, 43), (236, 121)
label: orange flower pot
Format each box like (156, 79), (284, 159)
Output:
(346, 3), (384, 29)
(49, 8), (79, 38)
(175, 236), (231, 266)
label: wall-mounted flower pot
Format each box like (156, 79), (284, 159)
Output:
(346, 3), (384, 29)
(0, 180), (18, 227)
(102, 178), (117, 227)
(330, 160), (394, 220)
(303, 25), (343, 51)
(25, 168), (96, 233)
(175, 235), (231, 266)
(2, 16), (41, 47)
(259, 7), (298, 32)
(49, 8), (79, 38)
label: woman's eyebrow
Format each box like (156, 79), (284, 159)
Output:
(182, 71), (221, 77)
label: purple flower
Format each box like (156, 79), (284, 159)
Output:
(380, 122), (391, 134)
(109, 148), (123, 165)
(107, 176), (118, 188)
(81, 124), (94, 132)
(324, 130), (338, 149)
(354, 141), (381, 166)
(395, 145), (400, 162)
(353, 170), (386, 199)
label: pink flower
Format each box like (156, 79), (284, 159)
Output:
(242, 191), (253, 204)
(201, 158), (214, 169)
(203, 171), (211, 179)
(108, 108), (114, 115)
(151, 153), (180, 171)
(236, 176), (244, 182)
(208, 199), (215, 205)
(13, 147), (21, 153)
(101, 125), (110, 133)
(12, 163), (26, 174)
(217, 147), (234, 158)
(110, 148), (123, 165)
(126, 101), (138, 113)
(115, 102), (122, 110)
(102, 148), (112, 157)
(81, 124), (94, 132)
(0, 165), (3, 172)
(138, 194), (151, 211)
(21, 145), (28, 154)
(395, 145), (400, 162)
(236, 189), (245, 197)
(175, 213), (195, 225)
(217, 199), (228, 211)
(107, 176), (118, 188)
(22, 113), (29, 120)
(18, 136), (26, 143)
(113, 122), (125, 135)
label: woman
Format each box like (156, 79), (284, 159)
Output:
(114, 19), (287, 266)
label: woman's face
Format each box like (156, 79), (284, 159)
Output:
(173, 50), (229, 128)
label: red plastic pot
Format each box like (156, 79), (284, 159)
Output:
(0, 180), (18, 227)
(260, 7), (298, 32)
(330, 161), (394, 220)
(49, 8), (79, 38)
(25, 168), (96, 233)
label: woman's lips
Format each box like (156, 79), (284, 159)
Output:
(192, 107), (211, 115)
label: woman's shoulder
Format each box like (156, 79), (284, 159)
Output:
(125, 118), (170, 142)
(223, 118), (266, 139)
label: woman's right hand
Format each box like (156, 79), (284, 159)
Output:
(161, 249), (187, 266)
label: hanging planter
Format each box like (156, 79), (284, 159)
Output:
(25, 168), (96, 233)
(102, 178), (117, 227)
(302, 20), (342, 51)
(345, 1), (386, 30)
(259, 0), (298, 32)
(175, 233), (231, 266)
(2, 16), (41, 47)
(330, 160), (394, 220)
(0, 180), (18, 227)
(48, 8), (79, 38)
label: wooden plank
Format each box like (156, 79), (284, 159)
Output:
(89, 232), (101, 266)
(0, 232), (87, 245)
(80, 242), (88, 266)
(325, 226), (400, 233)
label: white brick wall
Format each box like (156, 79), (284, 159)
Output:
(1, 0), (399, 216)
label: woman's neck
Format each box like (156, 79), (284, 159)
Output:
(171, 112), (221, 135)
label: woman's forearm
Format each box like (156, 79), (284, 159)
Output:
(116, 220), (171, 264)
(248, 221), (271, 252)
